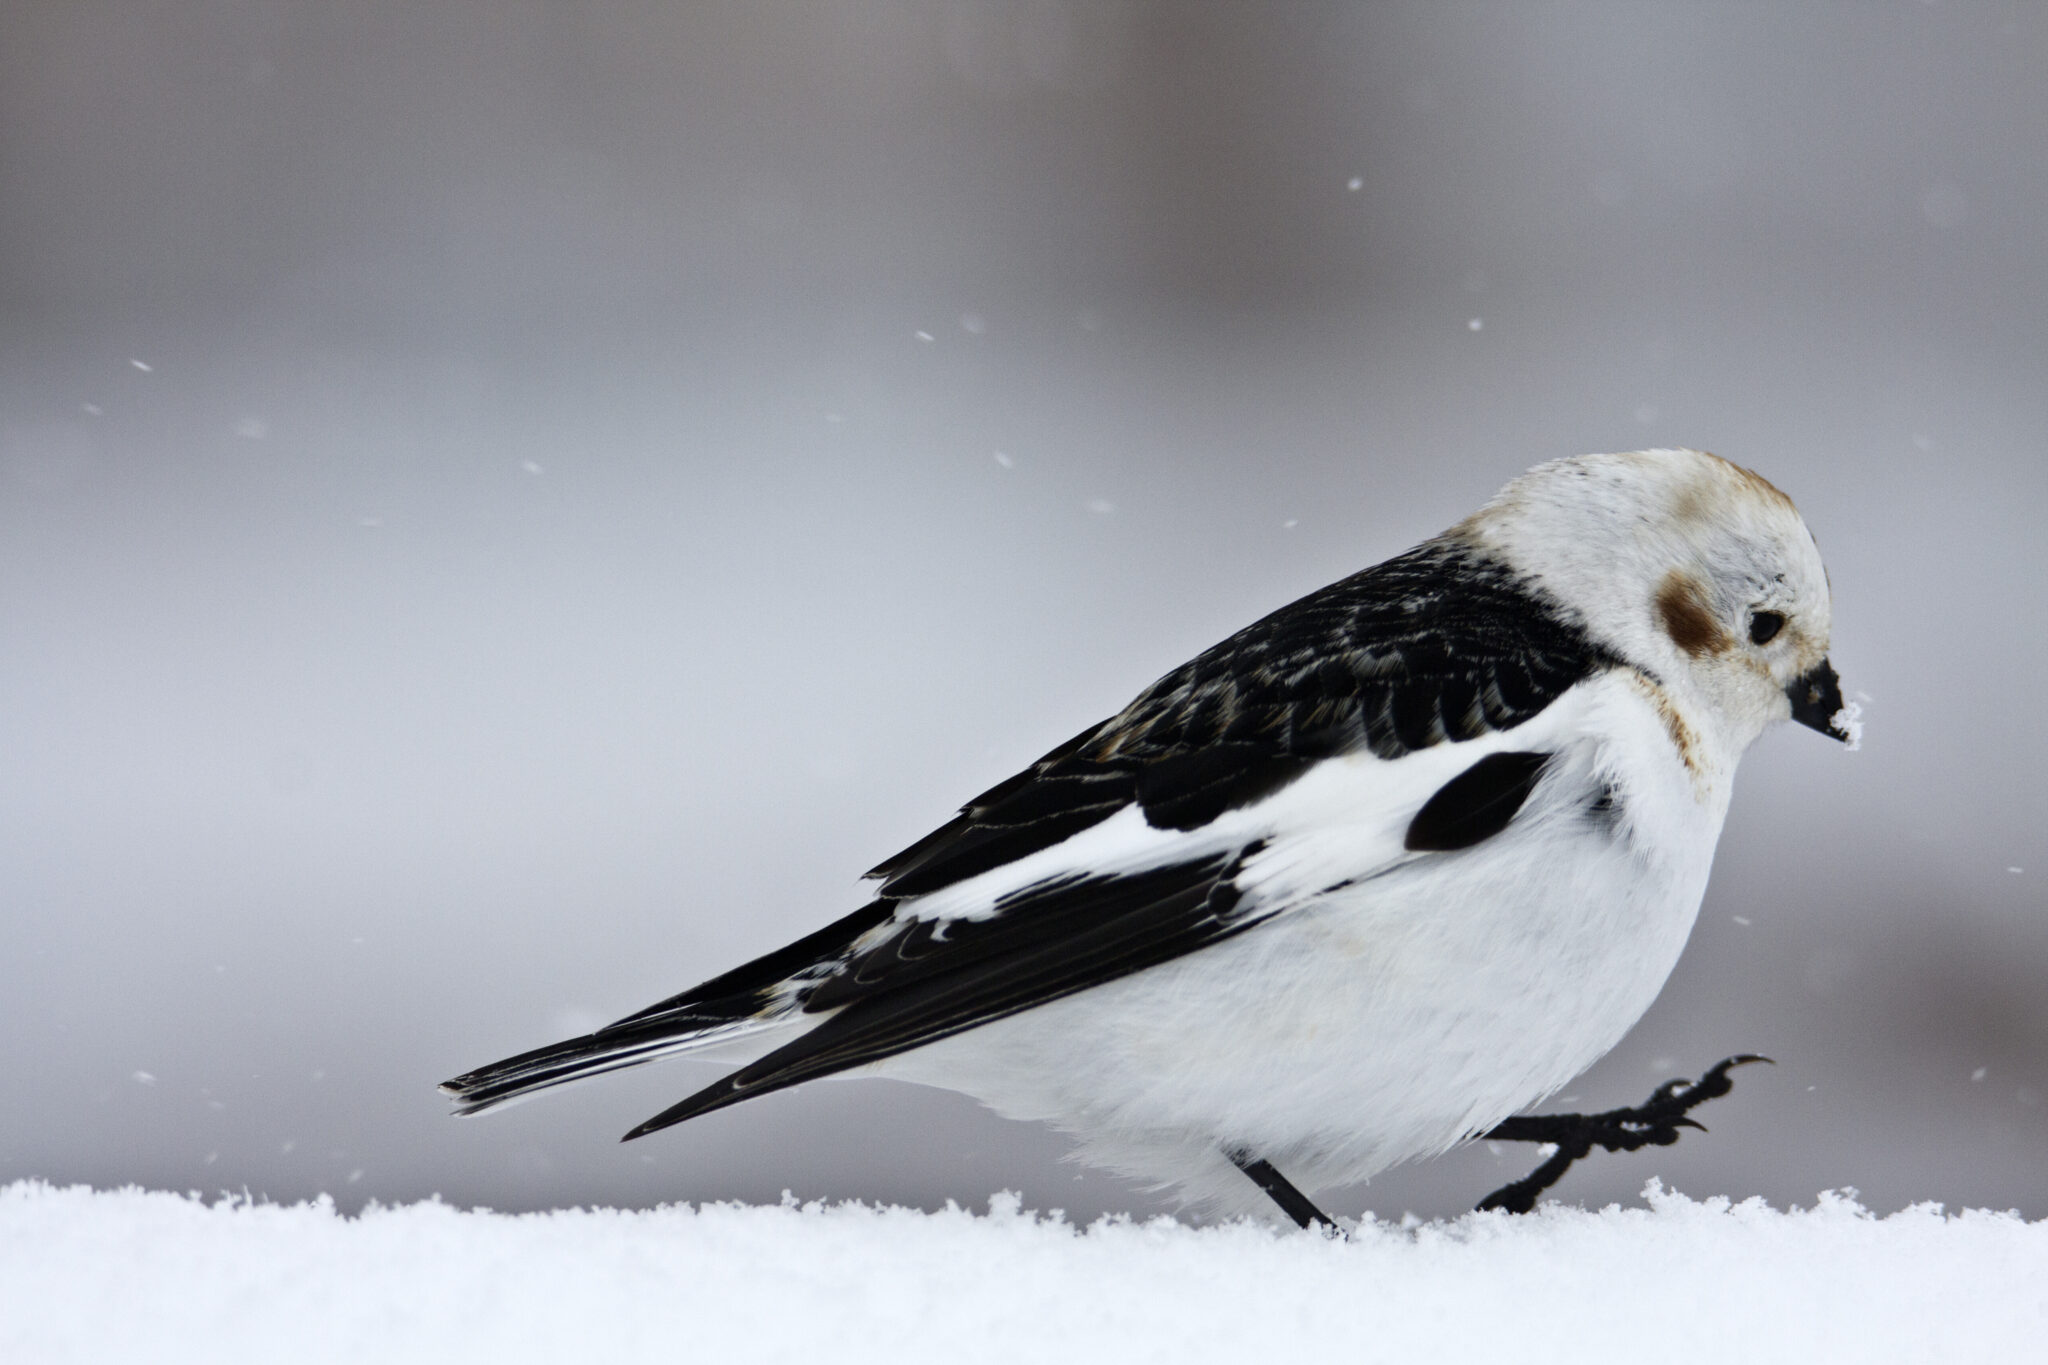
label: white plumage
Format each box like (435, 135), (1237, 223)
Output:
(879, 677), (1714, 1212)
(444, 448), (1849, 1221)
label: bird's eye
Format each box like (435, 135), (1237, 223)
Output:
(1748, 611), (1786, 645)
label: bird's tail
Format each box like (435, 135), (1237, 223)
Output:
(439, 1012), (776, 1117)
(442, 900), (897, 1118)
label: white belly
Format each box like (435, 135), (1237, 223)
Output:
(876, 691), (1726, 1211)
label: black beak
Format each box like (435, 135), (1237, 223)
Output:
(1786, 658), (1850, 741)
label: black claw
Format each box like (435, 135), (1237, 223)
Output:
(1475, 1054), (1771, 1214)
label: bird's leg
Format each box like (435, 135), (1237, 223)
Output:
(1226, 1148), (1340, 1232)
(1476, 1055), (1770, 1215)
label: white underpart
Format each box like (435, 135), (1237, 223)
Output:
(873, 669), (1730, 1214)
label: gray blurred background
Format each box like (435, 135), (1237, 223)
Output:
(3, 1), (2044, 1222)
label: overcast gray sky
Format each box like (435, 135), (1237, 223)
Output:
(3, 1), (2045, 1222)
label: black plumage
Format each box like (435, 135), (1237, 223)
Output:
(867, 541), (1618, 898)
(443, 537), (1620, 1130)
(1404, 751), (1554, 852)
(620, 848), (1265, 1139)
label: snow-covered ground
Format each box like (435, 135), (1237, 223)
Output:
(3, 1180), (2041, 1364)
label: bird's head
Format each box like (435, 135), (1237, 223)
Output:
(1459, 448), (1852, 754)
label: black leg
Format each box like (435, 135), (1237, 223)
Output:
(1226, 1148), (1339, 1231)
(1477, 1055), (1770, 1214)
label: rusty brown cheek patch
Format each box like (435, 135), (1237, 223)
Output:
(1655, 570), (1731, 657)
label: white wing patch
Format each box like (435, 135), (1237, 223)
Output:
(895, 679), (1622, 939)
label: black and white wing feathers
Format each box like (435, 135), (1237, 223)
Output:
(867, 540), (1619, 897)
(621, 846), (1268, 1137)
(440, 538), (1620, 1129)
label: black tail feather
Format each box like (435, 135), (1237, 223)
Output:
(440, 901), (901, 1116)
(440, 1012), (759, 1115)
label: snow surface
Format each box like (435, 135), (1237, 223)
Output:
(3, 1180), (2041, 1364)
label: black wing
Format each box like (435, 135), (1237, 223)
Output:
(621, 844), (1267, 1139)
(446, 538), (1610, 1123)
(868, 539), (1618, 898)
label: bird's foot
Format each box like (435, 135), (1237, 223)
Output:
(1475, 1054), (1770, 1214)
(1226, 1149), (1342, 1233)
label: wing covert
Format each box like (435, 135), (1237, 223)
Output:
(867, 540), (1618, 898)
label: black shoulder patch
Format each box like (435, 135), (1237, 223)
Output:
(1405, 751), (1552, 852)
(866, 540), (1617, 898)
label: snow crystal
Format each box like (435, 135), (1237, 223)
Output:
(1832, 698), (1865, 751)
(6, 1180), (2037, 1365)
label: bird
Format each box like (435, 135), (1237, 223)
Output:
(442, 447), (1852, 1225)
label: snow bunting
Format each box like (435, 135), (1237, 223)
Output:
(444, 448), (1849, 1223)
